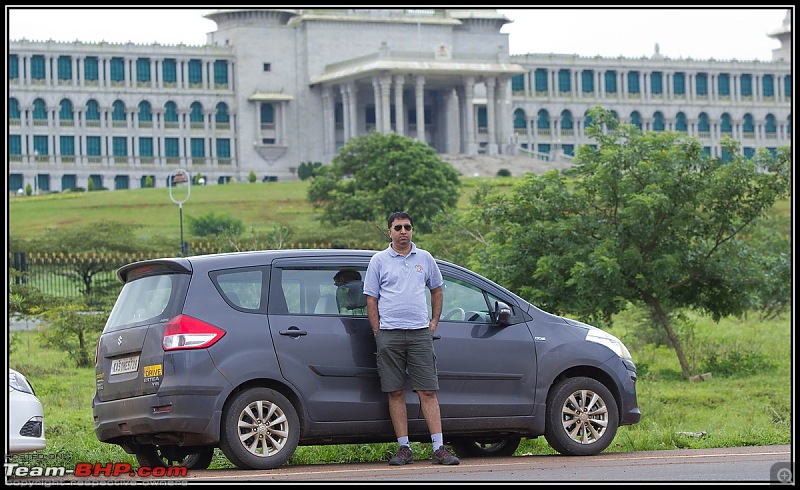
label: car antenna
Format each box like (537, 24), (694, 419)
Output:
(375, 225), (390, 242)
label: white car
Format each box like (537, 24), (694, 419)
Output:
(8, 368), (46, 453)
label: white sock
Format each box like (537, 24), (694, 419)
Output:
(431, 433), (443, 450)
(398, 436), (410, 447)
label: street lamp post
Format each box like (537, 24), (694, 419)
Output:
(168, 169), (191, 256)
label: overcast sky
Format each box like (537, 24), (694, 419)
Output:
(6, 7), (791, 62)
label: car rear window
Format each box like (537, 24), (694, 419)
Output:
(104, 273), (188, 332)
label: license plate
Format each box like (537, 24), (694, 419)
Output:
(110, 355), (140, 375)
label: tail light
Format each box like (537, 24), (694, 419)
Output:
(162, 315), (226, 351)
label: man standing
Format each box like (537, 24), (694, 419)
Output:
(363, 212), (460, 466)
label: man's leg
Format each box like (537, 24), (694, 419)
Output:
(418, 390), (442, 435)
(388, 390), (409, 438)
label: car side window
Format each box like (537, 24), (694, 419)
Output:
(211, 268), (263, 311)
(276, 267), (368, 316)
(439, 276), (492, 323)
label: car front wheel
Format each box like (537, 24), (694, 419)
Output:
(544, 377), (619, 456)
(219, 387), (300, 470)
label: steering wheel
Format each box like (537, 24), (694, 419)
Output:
(442, 307), (465, 321)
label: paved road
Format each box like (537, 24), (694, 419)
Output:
(14, 445), (788, 484)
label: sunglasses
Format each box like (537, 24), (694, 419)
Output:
(392, 224), (413, 232)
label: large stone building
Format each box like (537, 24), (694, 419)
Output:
(8, 8), (792, 192)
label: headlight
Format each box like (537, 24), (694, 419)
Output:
(9, 369), (35, 395)
(586, 329), (632, 361)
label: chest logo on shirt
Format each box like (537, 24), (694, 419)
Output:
(415, 265), (423, 273)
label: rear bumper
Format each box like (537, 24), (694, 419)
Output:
(93, 390), (223, 448)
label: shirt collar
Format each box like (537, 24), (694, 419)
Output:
(387, 241), (416, 257)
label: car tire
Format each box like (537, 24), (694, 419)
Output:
(449, 437), (521, 457)
(544, 376), (619, 456)
(219, 387), (300, 470)
(135, 445), (214, 469)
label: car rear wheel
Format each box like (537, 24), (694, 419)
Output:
(135, 445), (214, 469)
(544, 377), (619, 456)
(449, 437), (521, 457)
(219, 387), (300, 470)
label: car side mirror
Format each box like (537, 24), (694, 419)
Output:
(493, 301), (512, 326)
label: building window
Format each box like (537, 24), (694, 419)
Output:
(58, 55), (72, 81)
(84, 57), (99, 81)
(604, 71), (617, 94)
(113, 137), (128, 157)
(652, 112), (665, 131)
(214, 60), (228, 84)
(673, 72), (686, 95)
(190, 102), (205, 123)
(630, 111), (642, 130)
(139, 137), (154, 157)
(581, 70), (594, 93)
(60, 136), (75, 156)
(31, 55), (45, 80)
(188, 59), (203, 84)
(651, 71), (663, 94)
(59, 99), (74, 122)
(784, 75), (792, 97)
(696, 73), (708, 95)
(762, 74), (775, 97)
(260, 104), (274, 124)
(112, 101), (126, 122)
(511, 74), (524, 91)
(513, 109), (526, 129)
(10, 98), (20, 119)
(627, 71), (640, 94)
(9, 135), (22, 155)
(86, 100), (100, 121)
(740, 74), (753, 97)
(163, 59), (177, 83)
(33, 135), (49, 155)
(110, 57), (125, 82)
(137, 58), (151, 82)
(86, 136), (101, 156)
(165, 138), (180, 157)
(263, 63), (271, 72)
(9, 54), (19, 79)
(718, 74), (730, 96)
(33, 99), (47, 121)
(216, 103), (230, 123)
(534, 68), (547, 92)
(115, 175), (130, 190)
(191, 138), (205, 157)
(217, 138), (231, 158)
(558, 69), (570, 92)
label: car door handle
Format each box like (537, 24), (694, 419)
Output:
(279, 328), (308, 337)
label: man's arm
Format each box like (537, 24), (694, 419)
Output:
(429, 286), (442, 333)
(366, 295), (380, 335)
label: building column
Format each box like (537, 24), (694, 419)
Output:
(347, 82), (358, 139)
(463, 76), (477, 155)
(485, 77), (497, 155)
(394, 74), (405, 135)
(380, 75), (392, 134)
(340, 84), (352, 142)
(415, 75), (426, 143)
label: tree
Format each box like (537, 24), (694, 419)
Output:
(471, 107), (790, 379)
(249, 170), (257, 183)
(39, 300), (106, 367)
(187, 211), (244, 237)
(307, 131), (460, 233)
(144, 175), (154, 188)
(30, 221), (148, 308)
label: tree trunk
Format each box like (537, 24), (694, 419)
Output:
(646, 297), (691, 379)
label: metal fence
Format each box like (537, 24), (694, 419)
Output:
(8, 241), (381, 300)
